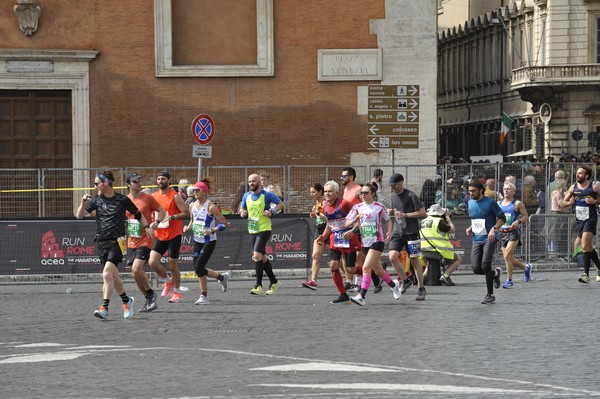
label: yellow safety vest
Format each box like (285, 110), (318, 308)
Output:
(420, 216), (455, 259)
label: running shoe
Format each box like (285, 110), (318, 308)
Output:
(391, 279), (402, 300)
(94, 306), (108, 319)
(161, 280), (173, 297)
(439, 274), (455, 286)
(250, 285), (264, 295)
(579, 274), (590, 284)
(481, 294), (496, 304)
(266, 281), (281, 295)
(346, 284), (359, 293)
(524, 263), (532, 282)
(493, 267), (502, 289)
(415, 287), (426, 301)
(330, 293), (350, 304)
(146, 290), (158, 312)
(596, 274), (600, 282)
(220, 272), (230, 292)
(168, 291), (183, 303)
(343, 281), (352, 291)
(123, 297), (134, 319)
(302, 279), (318, 290)
(373, 284), (383, 294)
(139, 302), (149, 313)
(350, 294), (366, 306)
(194, 295), (209, 305)
(502, 280), (514, 289)
(401, 278), (412, 294)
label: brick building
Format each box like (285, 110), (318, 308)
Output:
(0, 0), (438, 179)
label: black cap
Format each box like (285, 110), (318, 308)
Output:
(388, 173), (404, 185)
(126, 173), (142, 184)
(157, 170), (170, 179)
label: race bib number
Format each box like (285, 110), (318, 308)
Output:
(127, 219), (142, 238)
(576, 206), (590, 221)
(248, 217), (259, 234)
(501, 213), (512, 231)
(192, 221), (205, 237)
(471, 219), (487, 236)
(360, 222), (377, 238)
(333, 230), (350, 248)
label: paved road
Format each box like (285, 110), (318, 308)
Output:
(2, 270), (600, 398)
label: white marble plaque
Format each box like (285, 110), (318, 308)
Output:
(6, 60), (54, 73)
(318, 49), (382, 81)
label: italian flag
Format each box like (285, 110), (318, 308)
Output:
(500, 112), (512, 145)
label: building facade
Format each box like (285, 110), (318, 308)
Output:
(438, 0), (600, 160)
(0, 0), (438, 186)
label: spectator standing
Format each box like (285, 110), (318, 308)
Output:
(302, 183), (327, 290)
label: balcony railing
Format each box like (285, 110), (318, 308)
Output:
(511, 64), (600, 89)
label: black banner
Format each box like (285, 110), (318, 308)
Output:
(0, 216), (311, 275)
(0, 216), (477, 275)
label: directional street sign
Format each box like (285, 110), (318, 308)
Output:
(367, 84), (420, 149)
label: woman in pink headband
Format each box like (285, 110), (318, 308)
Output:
(183, 177), (230, 304)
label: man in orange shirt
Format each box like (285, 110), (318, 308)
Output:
(340, 167), (365, 291)
(148, 171), (189, 303)
(125, 173), (166, 312)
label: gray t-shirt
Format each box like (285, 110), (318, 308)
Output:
(390, 188), (424, 236)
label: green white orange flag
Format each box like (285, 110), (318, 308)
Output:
(500, 112), (512, 144)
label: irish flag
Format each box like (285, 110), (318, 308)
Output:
(500, 112), (512, 144)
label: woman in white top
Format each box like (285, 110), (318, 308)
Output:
(547, 178), (570, 260)
(183, 178), (229, 305)
(345, 182), (401, 306)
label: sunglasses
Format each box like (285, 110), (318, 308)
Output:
(341, 175), (349, 179)
(360, 191), (371, 195)
(192, 189), (201, 192)
(94, 182), (103, 186)
(130, 180), (141, 184)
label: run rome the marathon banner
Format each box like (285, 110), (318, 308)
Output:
(0, 216), (312, 275)
(0, 216), (475, 276)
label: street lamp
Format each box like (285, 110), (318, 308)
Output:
(491, 13), (506, 153)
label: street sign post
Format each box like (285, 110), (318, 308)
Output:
(191, 114), (215, 181)
(367, 84), (420, 150)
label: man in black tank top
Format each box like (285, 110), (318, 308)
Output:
(561, 165), (600, 283)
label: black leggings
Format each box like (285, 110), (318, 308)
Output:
(193, 240), (216, 277)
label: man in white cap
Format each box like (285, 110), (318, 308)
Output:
(419, 203), (461, 286)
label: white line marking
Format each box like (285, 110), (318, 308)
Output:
(251, 383), (537, 395)
(14, 343), (66, 348)
(251, 362), (395, 372)
(0, 352), (86, 364)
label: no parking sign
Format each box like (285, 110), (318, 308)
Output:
(191, 114), (215, 145)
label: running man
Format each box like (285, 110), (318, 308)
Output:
(388, 173), (427, 300)
(76, 170), (150, 320)
(316, 180), (363, 304)
(125, 173), (166, 312)
(498, 181), (532, 288)
(183, 178), (230, 305)
(148, 171), (189, 303)
(561, 165), (600, 283)
(239, 173), (284, 295)
(466, 181), (506, 304)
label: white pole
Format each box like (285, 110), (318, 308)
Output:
(197, 158), (202, 181)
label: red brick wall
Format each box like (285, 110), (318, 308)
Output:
(1, 0), (385, 167)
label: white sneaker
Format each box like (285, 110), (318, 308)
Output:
(350, 293), (366, 306)
(220, 272), (230, 292)
(391, 279), (402, 300)
(194, 295), (209, 305)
